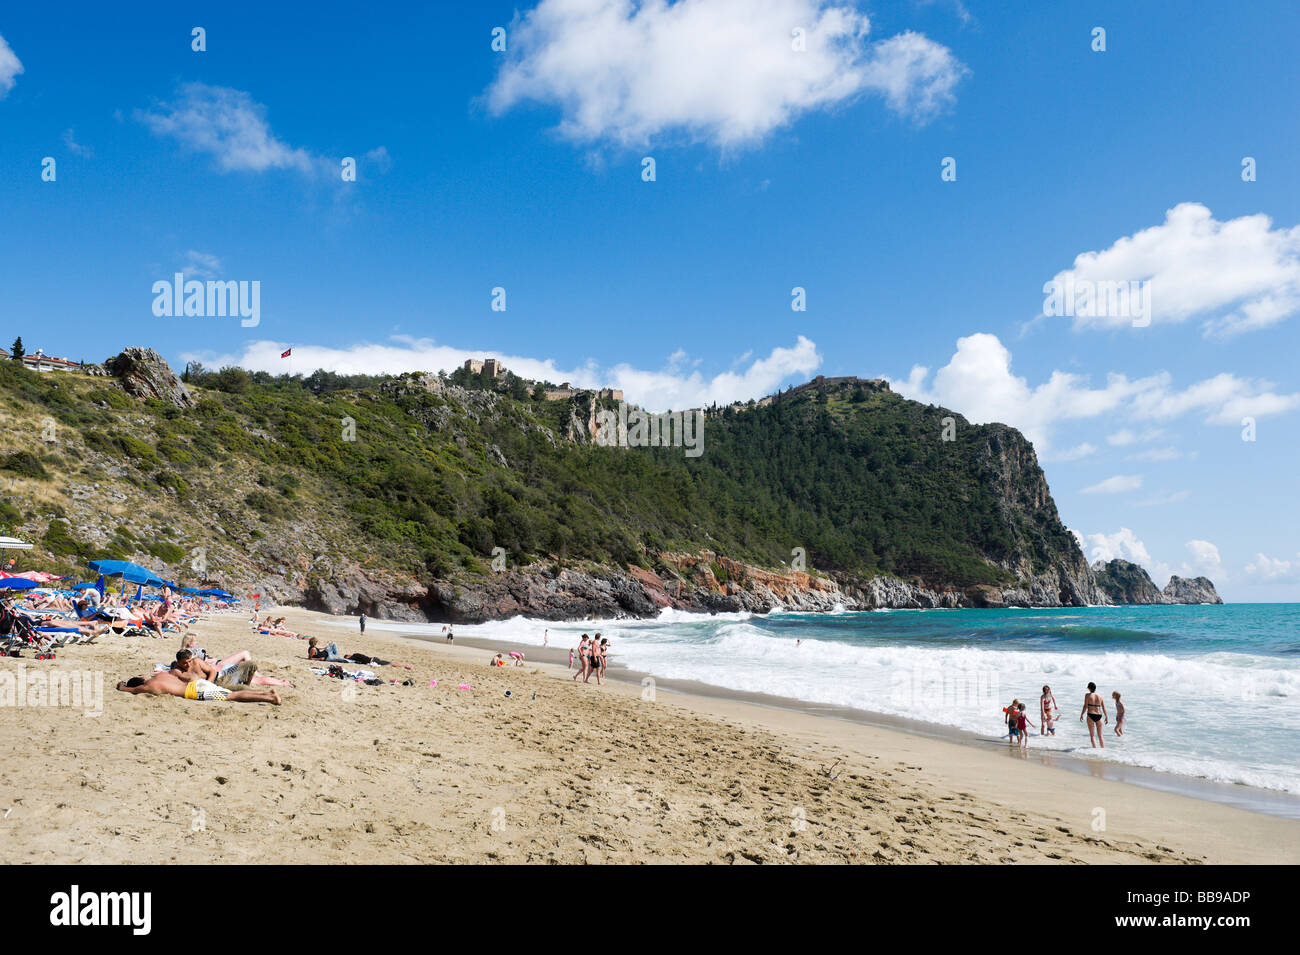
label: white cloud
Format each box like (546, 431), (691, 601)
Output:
(1080, 527), (1153, 566)
(1244, 552), (1299, 580)
(0, 33), (21, 98)
(891, 333), (1300, 454)
(1082, 474), (1143, 495)
(62, 129), (92, 157)
(487, 0), (966, 149)
(1046, 202), (1300, 338)
(180, 334), (822, 411)
(177, 250), (222, 280)
(1184, 539), (1222, 574)
(137, 83), (317, 174)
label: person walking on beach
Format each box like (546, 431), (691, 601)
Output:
(544, 629), (549, 647)
(586, 638), (605, 685)
(359, 612), (366, 634)
(1080, 682), (1108, 747)
(446, 625), (453, 643)
(572, 634), (591, 681)
(1112, 691), (1126, 736)
(1040, 685), (1057, 735)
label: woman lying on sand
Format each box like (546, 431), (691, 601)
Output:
(117, 670), (281, 704)
(259, 617), (301, 638)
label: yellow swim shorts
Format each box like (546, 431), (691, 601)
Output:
(184, 679), (231, 701)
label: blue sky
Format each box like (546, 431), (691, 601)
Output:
(2, 0), (1298, 600)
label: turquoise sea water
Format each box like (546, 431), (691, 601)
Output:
(454, 603), (1300, 794)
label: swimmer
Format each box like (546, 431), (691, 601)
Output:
(1113, 690), (1126, 736)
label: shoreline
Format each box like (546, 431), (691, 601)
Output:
(335, 616), (1300, 822)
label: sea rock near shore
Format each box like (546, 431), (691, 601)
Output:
(1091, 558), (1165, 605)
(1163, 575), (1224, 604)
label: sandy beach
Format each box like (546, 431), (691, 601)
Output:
(2, 606), (1297, 865)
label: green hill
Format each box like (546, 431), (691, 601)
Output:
(0, 348), (1106, 619)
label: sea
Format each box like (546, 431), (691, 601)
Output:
(358, 604), (1300, 798)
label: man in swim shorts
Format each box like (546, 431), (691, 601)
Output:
(116, 670), (281, 704)
(171, 650), (291, 688)
(1080, 681), (1108, 748)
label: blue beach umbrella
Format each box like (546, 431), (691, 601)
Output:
(87, 560), (167, 587)
(0, 578), (39, 591)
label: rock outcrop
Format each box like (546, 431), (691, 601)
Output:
(103, 347), (194, 407)
(1091, 560), (1224, 605)
(1091, 559), (1165, 605)
(1163, 575), (1224, 604)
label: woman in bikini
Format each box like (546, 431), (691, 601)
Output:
(572, 634), (590, 682)
(1112, 690), (1126, 736)
(1080, 681), (1108, 747)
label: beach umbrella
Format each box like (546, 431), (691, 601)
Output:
(0, 578), (38, 591)
(95, 574), (105, 599)
(87, 560), (167, 587)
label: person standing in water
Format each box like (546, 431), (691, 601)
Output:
(1112, 691), (1126, 736)
(1016, 702), (1036, 749)
(544, 629), (549, 647)
(1039, 685), (1057, 736)
(1080, 682), (1108, 747)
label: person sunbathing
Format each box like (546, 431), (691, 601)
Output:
(170, 650), (292, 688)
(259, 618), (300, 638)
(306, 637), (411, 668)
(117, 670), (281, 704)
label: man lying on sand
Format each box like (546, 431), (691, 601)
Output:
(171, 649), (292, 688)
(306, 636), (411, 669)
(117, 670), (281, 704)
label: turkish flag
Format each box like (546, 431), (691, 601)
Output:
(281, 348), (292, 358)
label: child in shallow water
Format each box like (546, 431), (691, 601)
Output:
(1113, 691), (1126, 736)
(1016, 702), (1036, 749)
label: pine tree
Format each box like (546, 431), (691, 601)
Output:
(9, 337), (24, 360)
